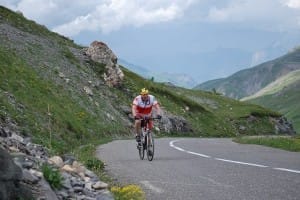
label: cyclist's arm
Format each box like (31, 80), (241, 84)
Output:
(132, 104), (138, 118)
(153, 103), (161, 116)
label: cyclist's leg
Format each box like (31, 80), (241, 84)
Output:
(134, 118), (142, 143)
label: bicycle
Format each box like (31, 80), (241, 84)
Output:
(137, 117), (159, 161)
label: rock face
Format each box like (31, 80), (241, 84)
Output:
(0, 148), (32, 200)
(86, 41), (124, 87)
(0, 117), (113, 200)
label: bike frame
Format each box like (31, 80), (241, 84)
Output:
(138, 117), (158, 161)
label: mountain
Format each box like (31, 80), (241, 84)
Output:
(0, 5), (296, 198)
(119, 58), (197, 88)
(0, 4), (295, 151)
(241, 70), (300, 133)
(194, 47), (300, 99)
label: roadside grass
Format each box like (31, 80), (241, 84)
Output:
(233, 135), (300, 152)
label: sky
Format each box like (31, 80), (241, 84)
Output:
(1, 0), (300, 84)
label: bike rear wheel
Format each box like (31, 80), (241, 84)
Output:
(146, 132), (154, 161)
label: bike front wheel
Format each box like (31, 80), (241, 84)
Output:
(138, 142), (145, 160)
(146, 132), (154, 161)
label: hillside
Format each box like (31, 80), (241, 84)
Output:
(0, 5), (297, 199)
(194, 47), (300, 99)
(241, 70), (300, 133)
(0, 5), (296, 148)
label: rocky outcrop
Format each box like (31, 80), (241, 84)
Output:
(0, 148), (33, 200)
(86, 41), (124, 87)
(0, 117), (113, 200)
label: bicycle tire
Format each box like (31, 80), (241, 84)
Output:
(138, 143), (145, 160)
(146, 132), (154, 161)
(138, 131), (146, 160)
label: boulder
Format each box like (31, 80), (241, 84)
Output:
(86, 41), (124, 87)
(0, 148), (33, 200)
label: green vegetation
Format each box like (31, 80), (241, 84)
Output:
(0, 6), (297, 197)
(195, 47), (300, 99)
(0, 47), (123, 154)
(242, 70), (300, 101)
(242, 71), (300, 134)
(234, 136), (300, 152)
(42, 164), (63, 189)
(0, 6), (78, 48)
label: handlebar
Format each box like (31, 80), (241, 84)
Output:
(134, 116), (161, 120)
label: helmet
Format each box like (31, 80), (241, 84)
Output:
(140, 88), (149, 95)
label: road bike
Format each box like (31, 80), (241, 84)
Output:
(137, 117), (159, 161)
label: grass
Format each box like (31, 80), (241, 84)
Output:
(234, 136), (300, 152)
(0, 46), (124, 155)
(244, 80), (300, 134)
(1, 6), (297, 198)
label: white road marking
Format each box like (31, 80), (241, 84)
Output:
(273, 168), (300, 174)
(186, 151), (211, 158)
(215, 158), (268, 168)
(170, 140), (211, 158)
(169, 139), (300, 174)
(140, 181), (164, 193)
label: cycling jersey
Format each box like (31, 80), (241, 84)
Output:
(132, 95), (158, 115)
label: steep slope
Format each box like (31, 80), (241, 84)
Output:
(194, 47), (300, 99)
(0, 5), (295, 155)
(242, 70), (300, 133)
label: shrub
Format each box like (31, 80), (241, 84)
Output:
(42, 163), (63, 189)
(111, 184), (145, 200)
(85, 158), (104, 171)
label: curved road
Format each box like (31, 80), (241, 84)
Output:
(96, 138), (300, 200)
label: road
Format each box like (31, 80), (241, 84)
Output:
(96, 138), (300, 200)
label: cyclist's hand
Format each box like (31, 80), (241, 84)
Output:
(157, 115), (162, 119)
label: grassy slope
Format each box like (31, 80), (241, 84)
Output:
(241, 69), (300, 133)
(194, 47), (300, 99)
(0, 5), (285, 159)
(121, 68), (281, 137)
(241, 70), (300, 101)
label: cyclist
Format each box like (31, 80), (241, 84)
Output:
(132, 88), (162, 145)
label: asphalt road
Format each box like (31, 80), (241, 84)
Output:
(96, 138), (300, 200)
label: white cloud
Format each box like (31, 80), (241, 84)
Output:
(282, 0), (300, 9)
(205, 0), (300, 31)
(52, 0), (196, 36)
(207, 0), (279, 22)
(1, 0), (300, 36)
(0, 0), (197, 36)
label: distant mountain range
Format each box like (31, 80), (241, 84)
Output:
(194, 47), (300, 99)
(194, 47), (300, 133)
(118, 59), (197, 89)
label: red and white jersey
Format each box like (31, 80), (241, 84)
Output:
(132, 95), (158, 115)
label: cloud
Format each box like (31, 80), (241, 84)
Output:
(282, 0), (300, 9)
(1, 0), (300, 36)
(205, 0), (300, 31)
(52, 0), (196, 36)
